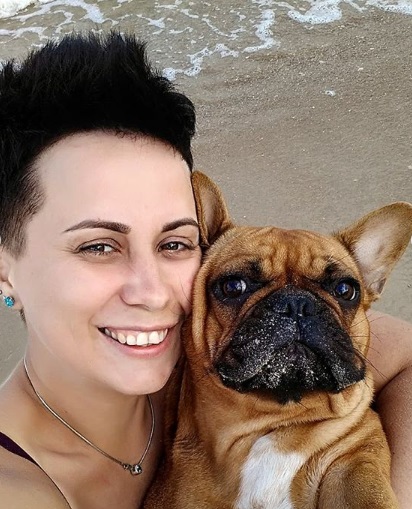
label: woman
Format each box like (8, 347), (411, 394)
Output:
(0, 32), (411, 508)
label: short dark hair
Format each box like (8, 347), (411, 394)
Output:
(0, 31), (196, 256)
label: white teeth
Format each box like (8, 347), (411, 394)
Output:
(126, 334), (136, 346)
(149, 331), (161, 344)
(103, 328), (168, 347)
(136, 332), (149, 346)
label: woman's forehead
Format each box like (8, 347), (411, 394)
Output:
(37, 133), (191, 194)
(30, 132), (196, 231)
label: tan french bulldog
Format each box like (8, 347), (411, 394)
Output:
(144, 172), (412, 509)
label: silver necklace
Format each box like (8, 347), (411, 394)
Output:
(23, 358), (155, 476)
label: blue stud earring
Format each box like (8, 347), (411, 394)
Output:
(3, 295), (15, 307)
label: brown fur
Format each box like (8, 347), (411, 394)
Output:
(144, 172), (412, 509)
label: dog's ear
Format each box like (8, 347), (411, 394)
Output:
(191, 171), (234, 247)
(335, 202), (412, 300)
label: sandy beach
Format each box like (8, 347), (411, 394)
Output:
(0, 2), (411, 381)
(187, 10), (412, 318)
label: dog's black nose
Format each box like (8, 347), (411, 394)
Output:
(276, 292), (317, 319)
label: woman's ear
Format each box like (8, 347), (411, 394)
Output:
(0, 246), (22, 310)
(0, 247), (12, 286)
(191, 171), (234, 248)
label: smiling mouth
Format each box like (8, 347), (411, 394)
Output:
(99, 327), (169, 347)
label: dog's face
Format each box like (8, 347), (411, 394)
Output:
(193, 227), (369, 404)
(190, 171), (412, 406)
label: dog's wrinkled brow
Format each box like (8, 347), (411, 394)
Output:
(210, 259), (264, 285)
(320, 261), (356, 282)
(248, 259), (263, 279)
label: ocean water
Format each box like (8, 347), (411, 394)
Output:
(0, 0), (411, 78)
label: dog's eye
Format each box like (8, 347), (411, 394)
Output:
(333, 279), (359, 301)
(211, 274), (264, 305)
(221, 278), (248, 299)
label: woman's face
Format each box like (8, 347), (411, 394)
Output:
(7, 132), (201, 395)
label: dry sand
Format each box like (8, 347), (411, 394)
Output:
(1, 10), (411, 381)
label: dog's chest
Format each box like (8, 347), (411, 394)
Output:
(235, 436), (306, 509)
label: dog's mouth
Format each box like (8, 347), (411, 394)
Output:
(215, 289), (366, 404)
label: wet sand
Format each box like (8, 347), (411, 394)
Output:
(187, 10), (412, 317)
(1, 10), (411, 380)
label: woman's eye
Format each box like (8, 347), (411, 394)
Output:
(163, 242), (182, 251)
(79, 243), (116, 255)
(160, 241), (191, 252)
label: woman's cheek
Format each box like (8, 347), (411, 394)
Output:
(182, 256), (201, 312)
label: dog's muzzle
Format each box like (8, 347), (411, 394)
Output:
(215, 288), (366, 403)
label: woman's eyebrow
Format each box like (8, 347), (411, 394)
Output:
(63, 220), (131, 234)
(161, 218), (199, 233)
(63, 218), (199, 235)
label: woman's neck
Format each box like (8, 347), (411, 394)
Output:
(20, 355), (152, 456)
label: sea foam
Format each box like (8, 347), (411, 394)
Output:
(0, 0), (39, 18)
(0, 0), (411, 78)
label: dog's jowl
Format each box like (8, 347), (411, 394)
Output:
(144, 171), (412, 509)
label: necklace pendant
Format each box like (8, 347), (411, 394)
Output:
(130, 463), (143, 476)
(122, 463), (143, 475)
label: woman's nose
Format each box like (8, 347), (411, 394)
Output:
(120, 259), (172, 311)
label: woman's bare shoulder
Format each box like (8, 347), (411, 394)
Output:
(367, 310), (412, 392)
(0, 447), (70, 508)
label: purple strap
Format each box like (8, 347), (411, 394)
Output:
(0, 431), (38, 466)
